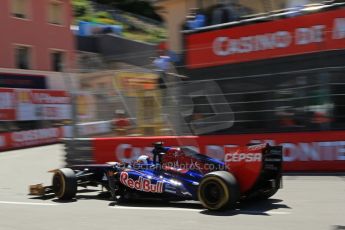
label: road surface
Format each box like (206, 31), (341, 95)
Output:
(0, 144), (344, 230)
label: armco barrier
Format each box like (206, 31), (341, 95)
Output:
(62, 131), (345, 172)
(63, 136), (198, 165)
(89, 131), (345, 172)
(63, 138), (94, 166)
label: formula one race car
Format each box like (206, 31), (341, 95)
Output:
(29, 142), (283, 211)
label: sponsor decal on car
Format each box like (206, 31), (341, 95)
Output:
(120, 172), (163, 193)
(225, 153), (262, 162)
(247, 144), (266, 151)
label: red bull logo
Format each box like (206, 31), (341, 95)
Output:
(120, 172), (164, 193)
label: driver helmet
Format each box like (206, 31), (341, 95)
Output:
(136, 155), (150, 164)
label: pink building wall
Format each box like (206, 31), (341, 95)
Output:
(0, 0), (75, 71)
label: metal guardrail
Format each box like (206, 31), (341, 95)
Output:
(63, 138), (95, 166)
(183, 1), (345, 34)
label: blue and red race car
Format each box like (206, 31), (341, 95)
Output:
(29, 142), (283, 211)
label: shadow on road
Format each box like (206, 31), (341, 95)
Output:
(108, 198), (291, 216)
(29, 189), (291, 216)
(200, 199), (291, 216)
(109, 200), (203, 210)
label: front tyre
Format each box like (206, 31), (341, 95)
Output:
(52, 168), (77, 200)
(198, 171), (239, 211)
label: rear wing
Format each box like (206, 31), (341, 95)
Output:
(224, 143), (283, 193)
(262, 145), (283, 172)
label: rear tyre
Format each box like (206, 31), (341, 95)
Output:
(52, 168), (77, 200)
(198, 171), (239, 211)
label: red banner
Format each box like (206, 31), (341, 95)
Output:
(0, 128), (63, 151)
(92, 131), (345, 172)
(186, 8), (345, 69)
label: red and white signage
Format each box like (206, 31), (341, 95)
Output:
(16, 89), (71, 121)
(0, 127), (63, 151)
(30, 90), (70, 104)
(0, 88), (71, 121)
(92, 131), (345, 172)
(0, 88), (16, 120)
(186, 8), (345, 69)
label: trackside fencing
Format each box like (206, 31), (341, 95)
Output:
(63, 138), (94, 166)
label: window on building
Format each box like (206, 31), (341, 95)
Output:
(15, 46), (31, 69)
(48, 1), (64, 25)
(51, 51), (64, 71)
(11, 0), (29, 19)
(97, 82), (107, 89)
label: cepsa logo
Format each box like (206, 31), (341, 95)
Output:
(225, 153), (262, 162)
(120, 172), (164, 193)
